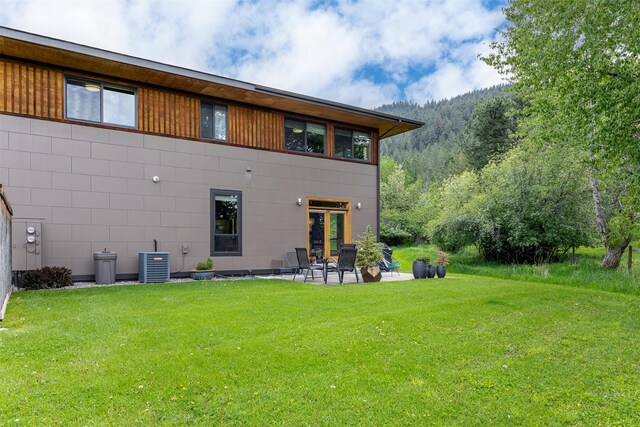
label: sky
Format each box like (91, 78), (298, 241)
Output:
(0, 0), (508, 109)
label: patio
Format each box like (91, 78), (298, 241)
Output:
(289, 270), (414, 285)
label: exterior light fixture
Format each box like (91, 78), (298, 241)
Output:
(152, 176), (160, 183)
(296, 198), (302, 206)
(356, 202), (362, 209)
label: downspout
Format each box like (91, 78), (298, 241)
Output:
(377, 120), (403, 242)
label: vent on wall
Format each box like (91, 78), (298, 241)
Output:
(138, 252), (170, 283)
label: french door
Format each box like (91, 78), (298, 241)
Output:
(307, 199), (351, 259)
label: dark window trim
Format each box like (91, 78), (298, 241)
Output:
(284, 118), (327, 155)
(64, 75), (138, 129)
(210, 189), (242, 256)
(200, 102), (229, 142)
(334, 127), (371, 162)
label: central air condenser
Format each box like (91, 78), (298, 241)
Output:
(138, 252), (170, 283)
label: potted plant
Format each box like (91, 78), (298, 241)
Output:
(190, 257), (215, 280)
(435, 251), (449, 278)
(355, 225), (383, 282)
(412, 257), (429, 279)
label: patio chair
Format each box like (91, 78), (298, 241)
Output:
(378, 243), (401, 276)
(271, 253), (297, 275)
(293, 247), (325, 282)
(325, 246), (360, 284)
(282, 251), (299, 275)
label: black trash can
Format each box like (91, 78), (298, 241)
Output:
(94, 250), (117, 284)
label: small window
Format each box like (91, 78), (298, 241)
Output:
(210, 189), (241, 256)
(201, 103), (228, 141)
(334, 128), (371, 161)
(65, 77), (136, 128)
(285, 119), (326, 154)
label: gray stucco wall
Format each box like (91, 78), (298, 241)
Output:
(0, 114), (378, 277)
(0, 186), (11, 319)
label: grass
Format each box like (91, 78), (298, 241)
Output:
(393, 244), (640, 296)
(1, 277), (639, 425)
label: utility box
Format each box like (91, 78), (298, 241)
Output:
(11, 219), (43, 271)
(94, 251), (117, 284)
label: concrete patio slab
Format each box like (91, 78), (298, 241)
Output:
(287, 271), (415, 285)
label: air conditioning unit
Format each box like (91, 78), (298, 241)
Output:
(138, 252), (170, 283)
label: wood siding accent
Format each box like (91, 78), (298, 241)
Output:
(0, 59), (63, 120)
(228, 105), (284, 151)
(371, 132), (379, 164)
(0, 57), (379, 164)
(138, 87), (199, 139)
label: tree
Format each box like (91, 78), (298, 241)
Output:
(484, 0), (640, 268)
(463, 96), (518, 170)
(427, 144), (596, 263)
(379, 159), (424, 244)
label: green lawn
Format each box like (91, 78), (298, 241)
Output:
(393, 244), (640, 296)
(1, 277), (639, 425)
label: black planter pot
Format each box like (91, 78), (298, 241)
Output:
(412, 260), (428, 279)
(436, 265), (446, 278)
(427, 264), (436, 278)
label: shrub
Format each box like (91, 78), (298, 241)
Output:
(196, 258), (214, 271)
(435, 251), (449, 266)
(22, 266), (73, 290)
(355, 225), (383, 269)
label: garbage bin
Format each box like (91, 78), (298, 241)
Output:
(94, 250), (117, 284)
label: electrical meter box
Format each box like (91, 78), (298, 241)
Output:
(12, 219), (43, 271)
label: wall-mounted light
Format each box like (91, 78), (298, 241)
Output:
(152, 176), (160, 183)
(296, 198), (302, 206)
(356, 202), (362, 209)
(246, 166), (252, 173)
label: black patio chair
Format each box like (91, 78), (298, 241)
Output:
(325, 246), (360, 284)
(293, 247), (325, 282)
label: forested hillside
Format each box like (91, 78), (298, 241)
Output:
(376, 85), (507, 186)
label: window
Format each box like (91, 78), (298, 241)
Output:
(65, 77), (136, 127)
(210, 189), (241, 256)
(285, 119), (326, 154)
(201, 103), (228, 141)
(334, 128), (371, 161)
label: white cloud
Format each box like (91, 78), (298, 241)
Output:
(0, 0), (507, 107)
(406, 37), (508, 101)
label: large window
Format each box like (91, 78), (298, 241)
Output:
(334, 128), (371, 161)
(210, 189), (242, 256)
(65, 77), (136, 128)
(201, 103), (228, 141)
(285, 119), (326, 154)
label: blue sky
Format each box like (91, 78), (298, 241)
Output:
(0, 0), (508, 108)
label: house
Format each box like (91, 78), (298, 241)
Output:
(0, 27), (422, 280)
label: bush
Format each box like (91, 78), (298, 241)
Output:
(355, 225), (383, 269)
(22, 266), (73, 290)
(196, 258), (214, 271)
(426, 144), (596, 263)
